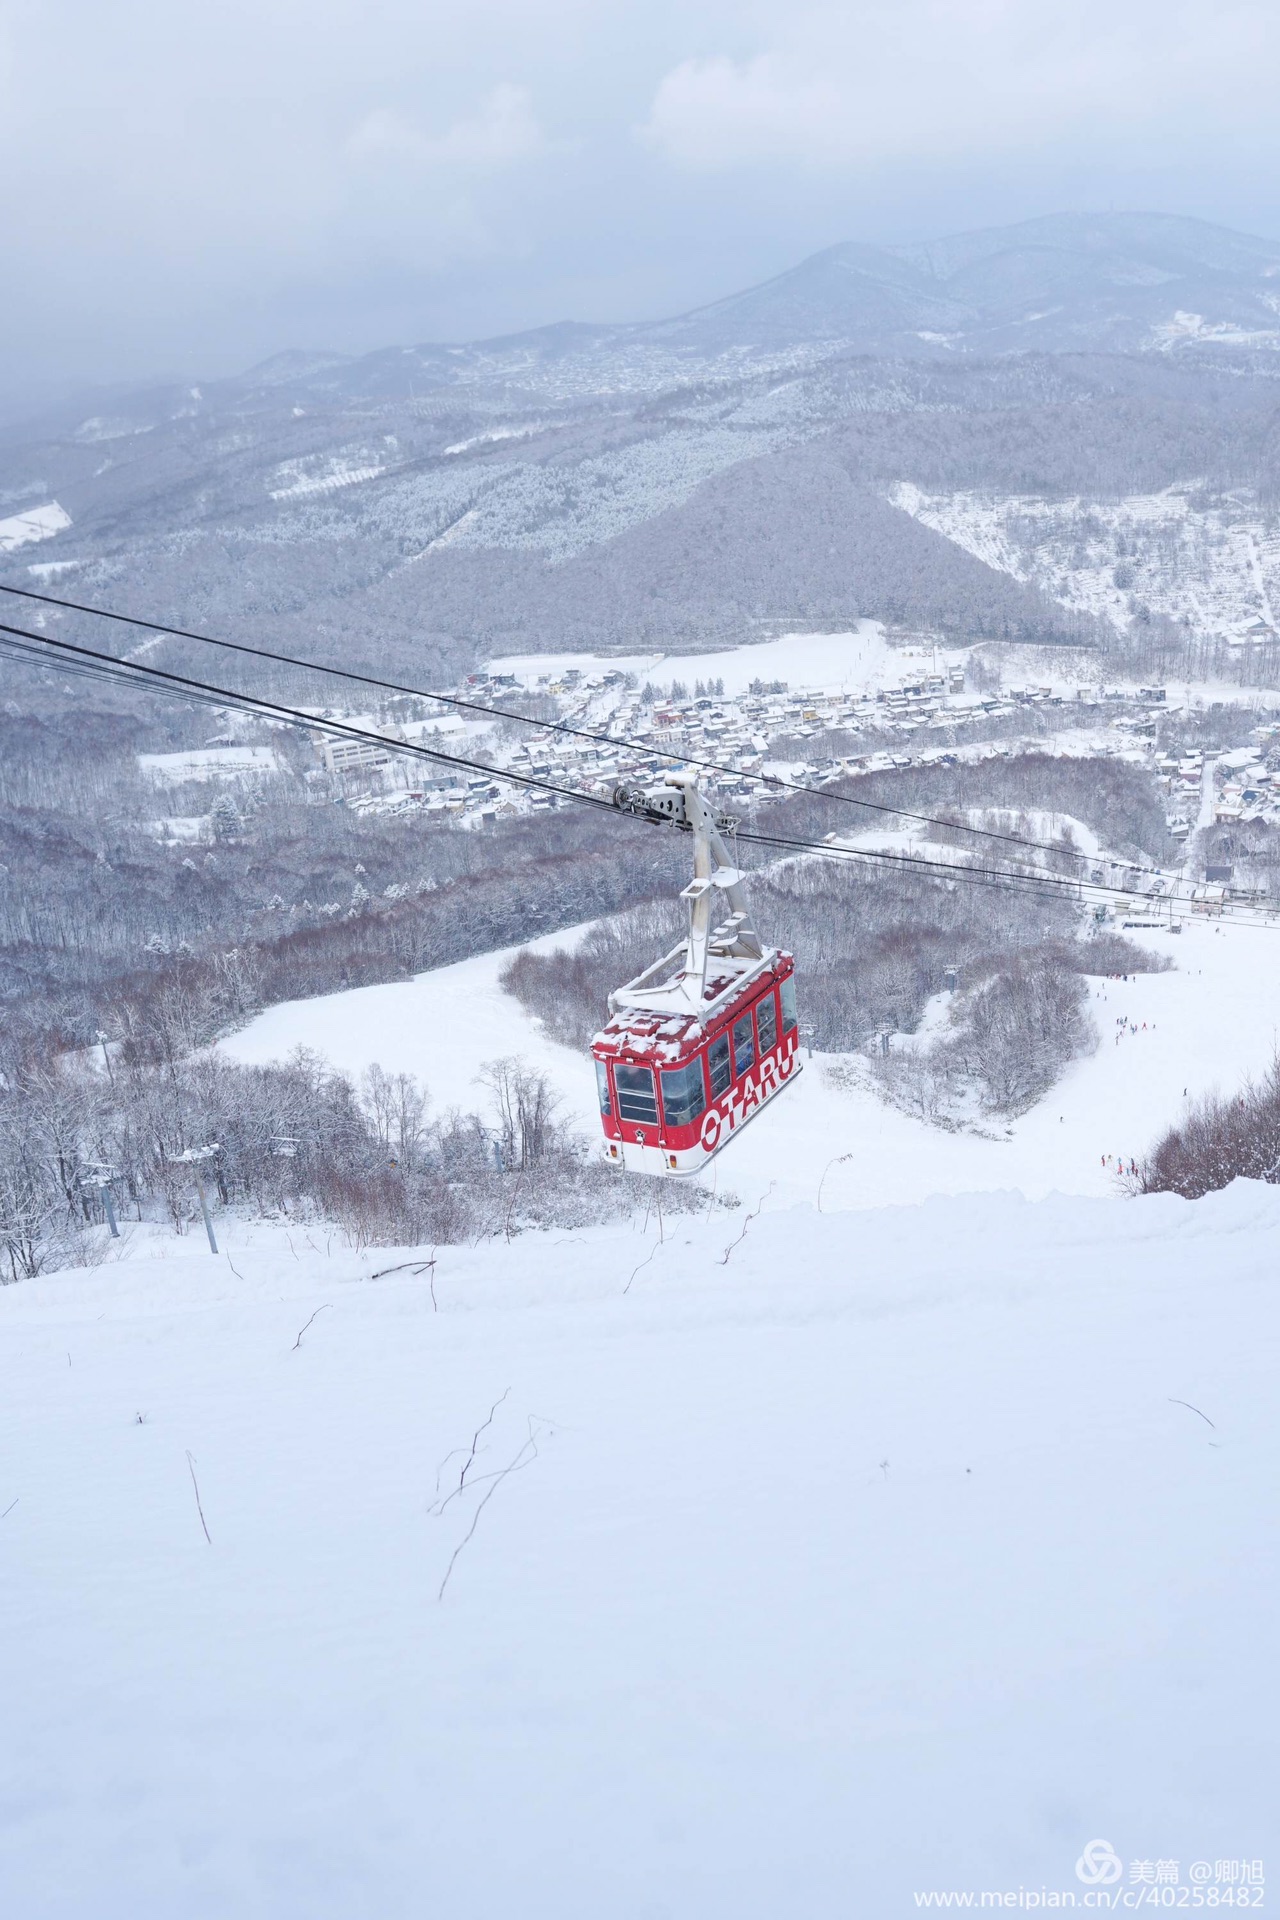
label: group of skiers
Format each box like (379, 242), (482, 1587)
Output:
(1114, 1015), (1154, 1044)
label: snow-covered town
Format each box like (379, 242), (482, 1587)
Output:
(130, 630), (1280, 936)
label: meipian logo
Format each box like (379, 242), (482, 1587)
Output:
(1075, 1839), (1123, 1885)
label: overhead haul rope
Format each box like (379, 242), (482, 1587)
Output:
(0, 625), (1135, 921)
(1, 616), (1269, 928)
(0, 620), (618, 816)
(0, 578), (1180, 880)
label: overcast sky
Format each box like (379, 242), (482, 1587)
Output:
(3, 0), (1280, 399)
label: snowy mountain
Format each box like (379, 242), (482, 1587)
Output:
(3, 214), (1280, 677)
(647, 212), (1280, 357)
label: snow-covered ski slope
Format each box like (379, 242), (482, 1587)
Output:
(223, 917), (1280, 1212)
(2, 1179), (1275, 1915)
(9, 922), (1280, 1914)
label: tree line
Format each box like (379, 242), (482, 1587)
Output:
(0, 1047), (712, 1281)
(1135, 1058), (1280, 1200)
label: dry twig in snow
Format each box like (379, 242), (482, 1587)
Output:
(432, 1388), (512, 1508)
(1168, 1397), (1216, 1428)
(292, 1304), (331, 1351)
(719, 1183), (776, 1265)
(437, 1423), (546, 1602)
(817, 1153), (854, 1213)
(431, 1388), (511, 1509)
(624, 1240), (660, 1295)
(185, 1451), (211, 1544)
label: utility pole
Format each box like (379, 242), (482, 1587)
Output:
(175, 1145), (220, 1254)
(80, 1165), (120, 1238)
(98, 1178), (119, 1239)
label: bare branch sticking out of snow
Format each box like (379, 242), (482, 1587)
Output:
(624, 1192), (665, 1294)
(719, 1182), (775, 1265)
(185, 1451), (212, 1545)
(432, 1389), (511, 1510)
(1168, 1397), (1216, 1429)
(291, 1305), (331, 1351)
(624, 1240), (661, 1296)
(436, 1418), (549, 1603)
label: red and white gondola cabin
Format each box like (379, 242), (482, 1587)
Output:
(592, 774), (802, 1175)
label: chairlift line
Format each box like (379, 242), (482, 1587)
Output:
(0, 616), (620, 817)
(0, 576), (1172, 876)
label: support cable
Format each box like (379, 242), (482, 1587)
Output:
(0, 578), (1182, 877)
(0, 615), (1265, 926)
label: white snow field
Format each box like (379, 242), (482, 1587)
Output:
(137, 745), (284, 784)
(8, 919), (1280, 1915)
(1, 1182), (1275, 1917)
(0, 499), (72, 552)
(486, 621), (902, 697)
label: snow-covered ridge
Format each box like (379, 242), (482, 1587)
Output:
(1151, 308), (1280, 349)
(72, 416), (155, 443)
(421, 424), (785, 562)
(442, 423), (544, 455)
(889, 480), (1280, 644)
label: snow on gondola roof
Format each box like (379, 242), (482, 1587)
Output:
(593, 954), (793, 1060)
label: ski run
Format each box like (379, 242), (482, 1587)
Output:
(3, 908), (1279, 1916)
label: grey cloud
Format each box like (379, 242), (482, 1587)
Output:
(642, 1), (1280, 168)
(1, 0), (1278, 401)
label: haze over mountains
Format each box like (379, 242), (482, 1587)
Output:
(3, 212), (1280, 678)
(641, 211), (1280, 358)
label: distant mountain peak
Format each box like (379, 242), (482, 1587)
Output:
(647, 211), (1280, 358)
